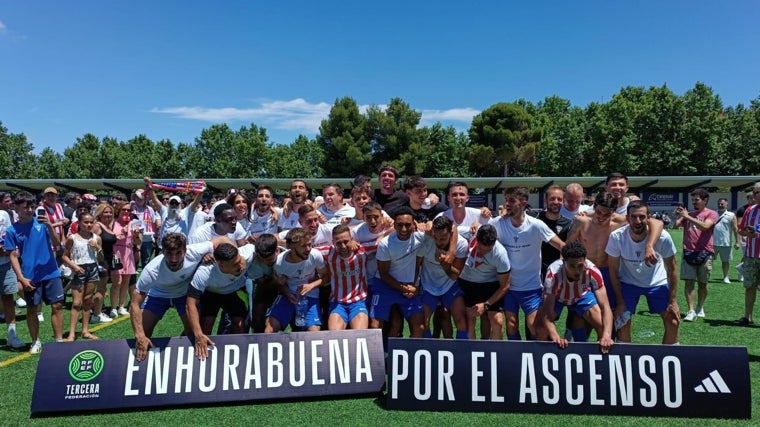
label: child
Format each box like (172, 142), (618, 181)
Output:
(5, 191), (64, 354)
(61, 213), (102, 341)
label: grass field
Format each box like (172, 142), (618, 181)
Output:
(1, 229), (757, 426)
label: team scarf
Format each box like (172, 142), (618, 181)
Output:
(148, 180), (206, 194)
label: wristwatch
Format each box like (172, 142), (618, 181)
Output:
(483, 302), (491, 311)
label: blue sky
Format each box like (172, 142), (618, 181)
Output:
(1, 1), (758, 154)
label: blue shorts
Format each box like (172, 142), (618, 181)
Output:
(267, 295), (321, 330)
(553, 291), (598, 319)
(0, 263), (18, 295)
(621, 282), (670, 315)
(70, 263), (99, 287)
(142, 295), (188, 318)
(503, 288), (542, 315)
(421, 283), (464, 312)
(329, 300), (369, 324)
(368, 277), (423, 321)
(24, 277), (65, 306)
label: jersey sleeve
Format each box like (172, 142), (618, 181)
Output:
(605, 230), (622, 257)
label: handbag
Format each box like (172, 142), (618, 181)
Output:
(112, 254), (123, 270)
(683, 249), (711, 266)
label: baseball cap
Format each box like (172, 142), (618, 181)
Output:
(43, 187), (58, 195)
(169, 195), (182, 204)
(82, 193), (97, 201)
(134, 189), (145, 200)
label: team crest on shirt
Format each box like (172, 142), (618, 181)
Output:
(513, 235), (519, 243)
(636, 251), (642, 259)
(556, 225), (563, 233)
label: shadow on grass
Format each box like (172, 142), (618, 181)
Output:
(702, 318), (760, 328)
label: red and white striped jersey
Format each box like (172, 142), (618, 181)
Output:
(740, 205), (760, 259)
(325, 247), (368, 304)
(543, 258), (605, 305)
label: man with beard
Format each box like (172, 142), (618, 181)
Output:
(278, 180), (310, 232)
(713, 197), (740, 283)
(605, 201), (680, 344)
(265, 228), (328, 332)
(248, 185), (279, 240)
(567, 191), (665, 316)
(130, 233), (231, 361)
(535, 185), (572, 279)
(144, 177), (204, 243)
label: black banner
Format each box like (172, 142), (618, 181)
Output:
(386, 339), (750, 419)
(31, 329), (385, 414)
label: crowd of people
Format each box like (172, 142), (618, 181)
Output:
(0, 170), (755, 360)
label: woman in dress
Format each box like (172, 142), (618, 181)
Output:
(110, 201), (142, 317)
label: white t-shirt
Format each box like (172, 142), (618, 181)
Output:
(713, 210), (737, 247)
(185, 206), (210, 237)
(418, 234), (469, 296)
(274, 248), (326, 299)
(190, 244), (256, 295)
(459, 240), (512, 283)
(489, 215), (555, 291)
(319, 204), (356, 225)
(437, 207), (489, 241)
(188, 221), (246, 245)
(0, 210), (12, 266)
(559, 204), (593, 221)
(351, 223), (385, 280)
(376, 231), (425, 283)
(276, 207), (300, 231)
(136, 241), (214, 298)
(248, 209), (278, 237)
(605, 225), (677, 288)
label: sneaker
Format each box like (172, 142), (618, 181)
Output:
(696, 308), (705, 318)
(723, 277), (731, 284)
(37, 312), (44, 322)
(117, 307), (130, 317)
(15, 297), (27, 308)
(29, 340), (42, 354)
(95, 312), (113, 323)
(109, 309), (118, 319)
(683, 310), (697, 322)
(7, 332), (25, 350)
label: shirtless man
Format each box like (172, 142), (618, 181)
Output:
(567, 191), (664, 328)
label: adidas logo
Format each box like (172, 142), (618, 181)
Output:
(694, 370), (731, 393)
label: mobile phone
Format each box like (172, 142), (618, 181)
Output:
(35, 207), (47, 217)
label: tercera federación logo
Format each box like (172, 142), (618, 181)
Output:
(68, 350), (104, 382)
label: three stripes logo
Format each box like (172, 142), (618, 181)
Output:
(694, 370), (731, 394)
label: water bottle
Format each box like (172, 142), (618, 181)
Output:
(614, 311), (631, 330)
(295, 296), (308, 327)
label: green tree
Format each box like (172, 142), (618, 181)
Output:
(0, 122), (36, 179)
(317, 97), (370, 177)
(679, 82), (724, 174)
(265, 135), (325, 178)
(62, 133), (104, 179)
(191, 123), (269, 178)
(30, 148), (65, 179)
(468, 102), (541, 176)
(416, 124), (472, 177)
(528, 96), (589, 177)
(366, 98), (422, 173)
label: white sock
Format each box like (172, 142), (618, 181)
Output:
(7, 323), (16, 333)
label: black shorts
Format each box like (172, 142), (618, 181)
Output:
(458, 278), (503, 311)
(199, 291), (248, 319)
(253, 277), (280, 306)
